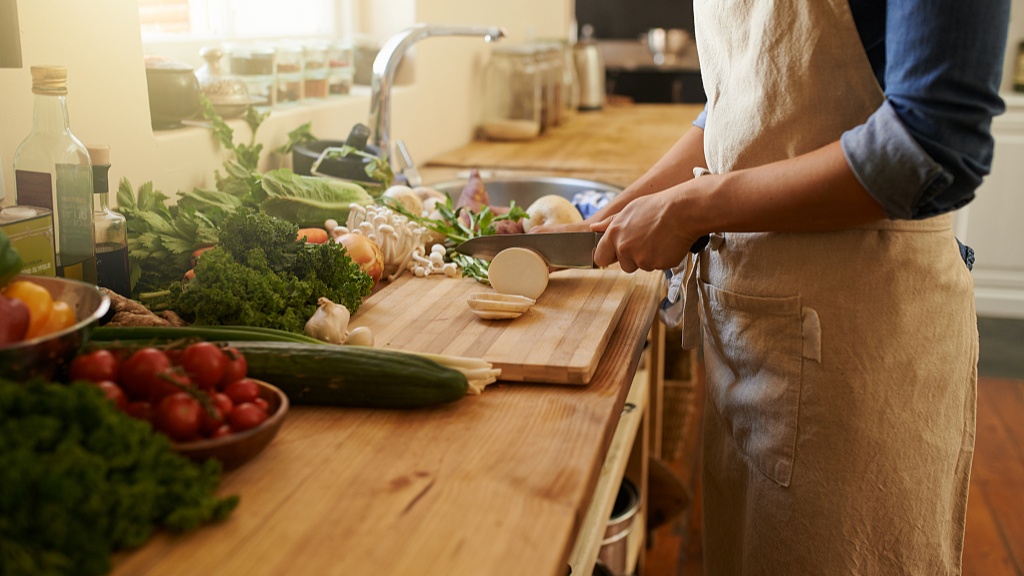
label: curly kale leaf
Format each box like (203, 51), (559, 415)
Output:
(0, 379), (237, 576)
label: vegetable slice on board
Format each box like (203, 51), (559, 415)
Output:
(488, 247), (549, 300)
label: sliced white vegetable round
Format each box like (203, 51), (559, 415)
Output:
(488, 247), (549, 300)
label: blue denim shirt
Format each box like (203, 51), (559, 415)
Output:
(693, 0), (1011, 223)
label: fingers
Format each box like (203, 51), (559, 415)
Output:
(589, 217), (612, 232)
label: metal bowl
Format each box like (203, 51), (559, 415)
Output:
(429, 175), (621, 207)
(0, 276), (110, 381)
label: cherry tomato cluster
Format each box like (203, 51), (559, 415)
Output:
(69, 343), (271, 443)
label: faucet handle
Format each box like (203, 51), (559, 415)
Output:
(395, 140), (422, 188)
(344, 123), (372, 151)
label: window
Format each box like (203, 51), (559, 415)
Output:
(139, 0), (343, 42)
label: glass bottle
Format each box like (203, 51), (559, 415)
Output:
(13, 65), (96, 283)
(480, 44), (542, 141)
(88, 144), (130, 297)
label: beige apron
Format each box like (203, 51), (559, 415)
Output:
(684, 0), (981, 573)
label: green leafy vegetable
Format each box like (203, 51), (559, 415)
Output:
(0, 378), (237, 576)
(276, 121), (317, 155)
(259, 168), (374, 227)
(118, 179), (221, 296)
(1, 229), (23, 286)
(382, 195), (528, 284)
(144, 210), (373, 332)
(326, 145), (394, 193)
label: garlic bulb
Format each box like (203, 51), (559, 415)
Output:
(304, 297), (351, 345)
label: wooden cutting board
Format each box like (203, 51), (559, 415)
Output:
(350, 269), (637, 385)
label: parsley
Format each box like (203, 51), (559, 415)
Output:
(0, 379), (237, 576)
(148, 209), (373, 332)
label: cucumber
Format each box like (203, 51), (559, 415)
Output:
(229, 341), (469, 409)
(92, 325), (322, 344)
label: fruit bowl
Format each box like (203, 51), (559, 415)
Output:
(173, 380), (289, 471)
(0, 275), (110, 381)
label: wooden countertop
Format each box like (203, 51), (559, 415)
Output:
(424, 102), (704, 187)
(113, 103), (701, 576)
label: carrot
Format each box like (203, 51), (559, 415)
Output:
(297, 227), (330, 244)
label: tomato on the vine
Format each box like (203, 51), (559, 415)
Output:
(119, 348), (171, 400)
(94, 380), (127, 410)
(223, 378), (260, 405)
(228, 402), (268, 432)
(155, 392), (202, 442)
(148, 367), (192, 403)
(70, 349), (120, 383)
(219, 346), (247, 388)
(179, 342), (227, 390)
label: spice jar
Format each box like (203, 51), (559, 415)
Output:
(228, 44), (275, 107)
(480, 44), (542, 141)
(327, 42), (355, 96)
(274, 43), (305, 105)
(303, 43), (330, 99)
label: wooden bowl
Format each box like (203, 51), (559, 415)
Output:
(173, 380), (289, 471)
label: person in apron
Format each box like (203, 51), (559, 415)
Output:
(541, 1), (1010, 573)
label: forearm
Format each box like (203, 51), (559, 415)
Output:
(687, 140), (886, 237)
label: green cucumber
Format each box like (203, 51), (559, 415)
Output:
(92, 325), (321, 344)
(229, 341), (469, 409)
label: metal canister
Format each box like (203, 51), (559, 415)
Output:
(0, 205), (56, 276)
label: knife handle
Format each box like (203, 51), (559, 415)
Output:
(690, 235), (710, 254)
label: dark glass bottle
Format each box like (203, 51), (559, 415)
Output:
(88, 145), (131, 297)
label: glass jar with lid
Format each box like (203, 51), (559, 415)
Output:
(274, 43), (305, 105)
(327, 42), (355, 96)
(481, 44), (542, 141)
(303, 42), (330, 99)
(534, 42), (564, 130)
(227, 44), (275, 107)
(197, 46), (251, 118)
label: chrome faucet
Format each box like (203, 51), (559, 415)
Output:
(368, 24), (506, 171)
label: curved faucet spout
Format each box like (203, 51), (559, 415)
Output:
(368, 24), (506, 168)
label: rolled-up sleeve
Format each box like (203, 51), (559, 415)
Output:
(840, 0), (1010, 220)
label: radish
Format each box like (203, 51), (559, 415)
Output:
(487, 247), (549, 300)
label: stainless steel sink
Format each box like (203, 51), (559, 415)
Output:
(429, 175), (621, 207)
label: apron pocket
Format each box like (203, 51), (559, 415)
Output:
(700, 281), (805, 487)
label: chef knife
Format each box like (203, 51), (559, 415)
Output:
(454, 232), (710, 268)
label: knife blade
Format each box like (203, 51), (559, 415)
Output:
(455, 232), (604, 268)
(454, 232), (712, 269)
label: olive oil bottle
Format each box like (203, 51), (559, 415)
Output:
(13, 65), (97, 282)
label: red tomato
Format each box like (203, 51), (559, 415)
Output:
(125, 401), (154, 424)
(94, 380), (127, 411)
(199, 405), (226, 437)
(219, 346), (247, 388)
(119, 348), (171, 401)
(179, 342), (227, 389)
(211, 392), (234, 416)
(155, 392), (202, 442)
(148, 367), (192, 403)
(211, 424), (233, 439)
(253, 397), (270, 413)
(227, 402), (268, 432)
(69, 350), (120, 383)
(223, 378), (260, 405)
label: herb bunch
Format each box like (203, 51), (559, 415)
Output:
(144, 209), (373, 333)
(383, 196), (527, 284)
(0, 378), (237, 576)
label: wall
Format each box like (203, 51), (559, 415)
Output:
(0, 0), (572, 205)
